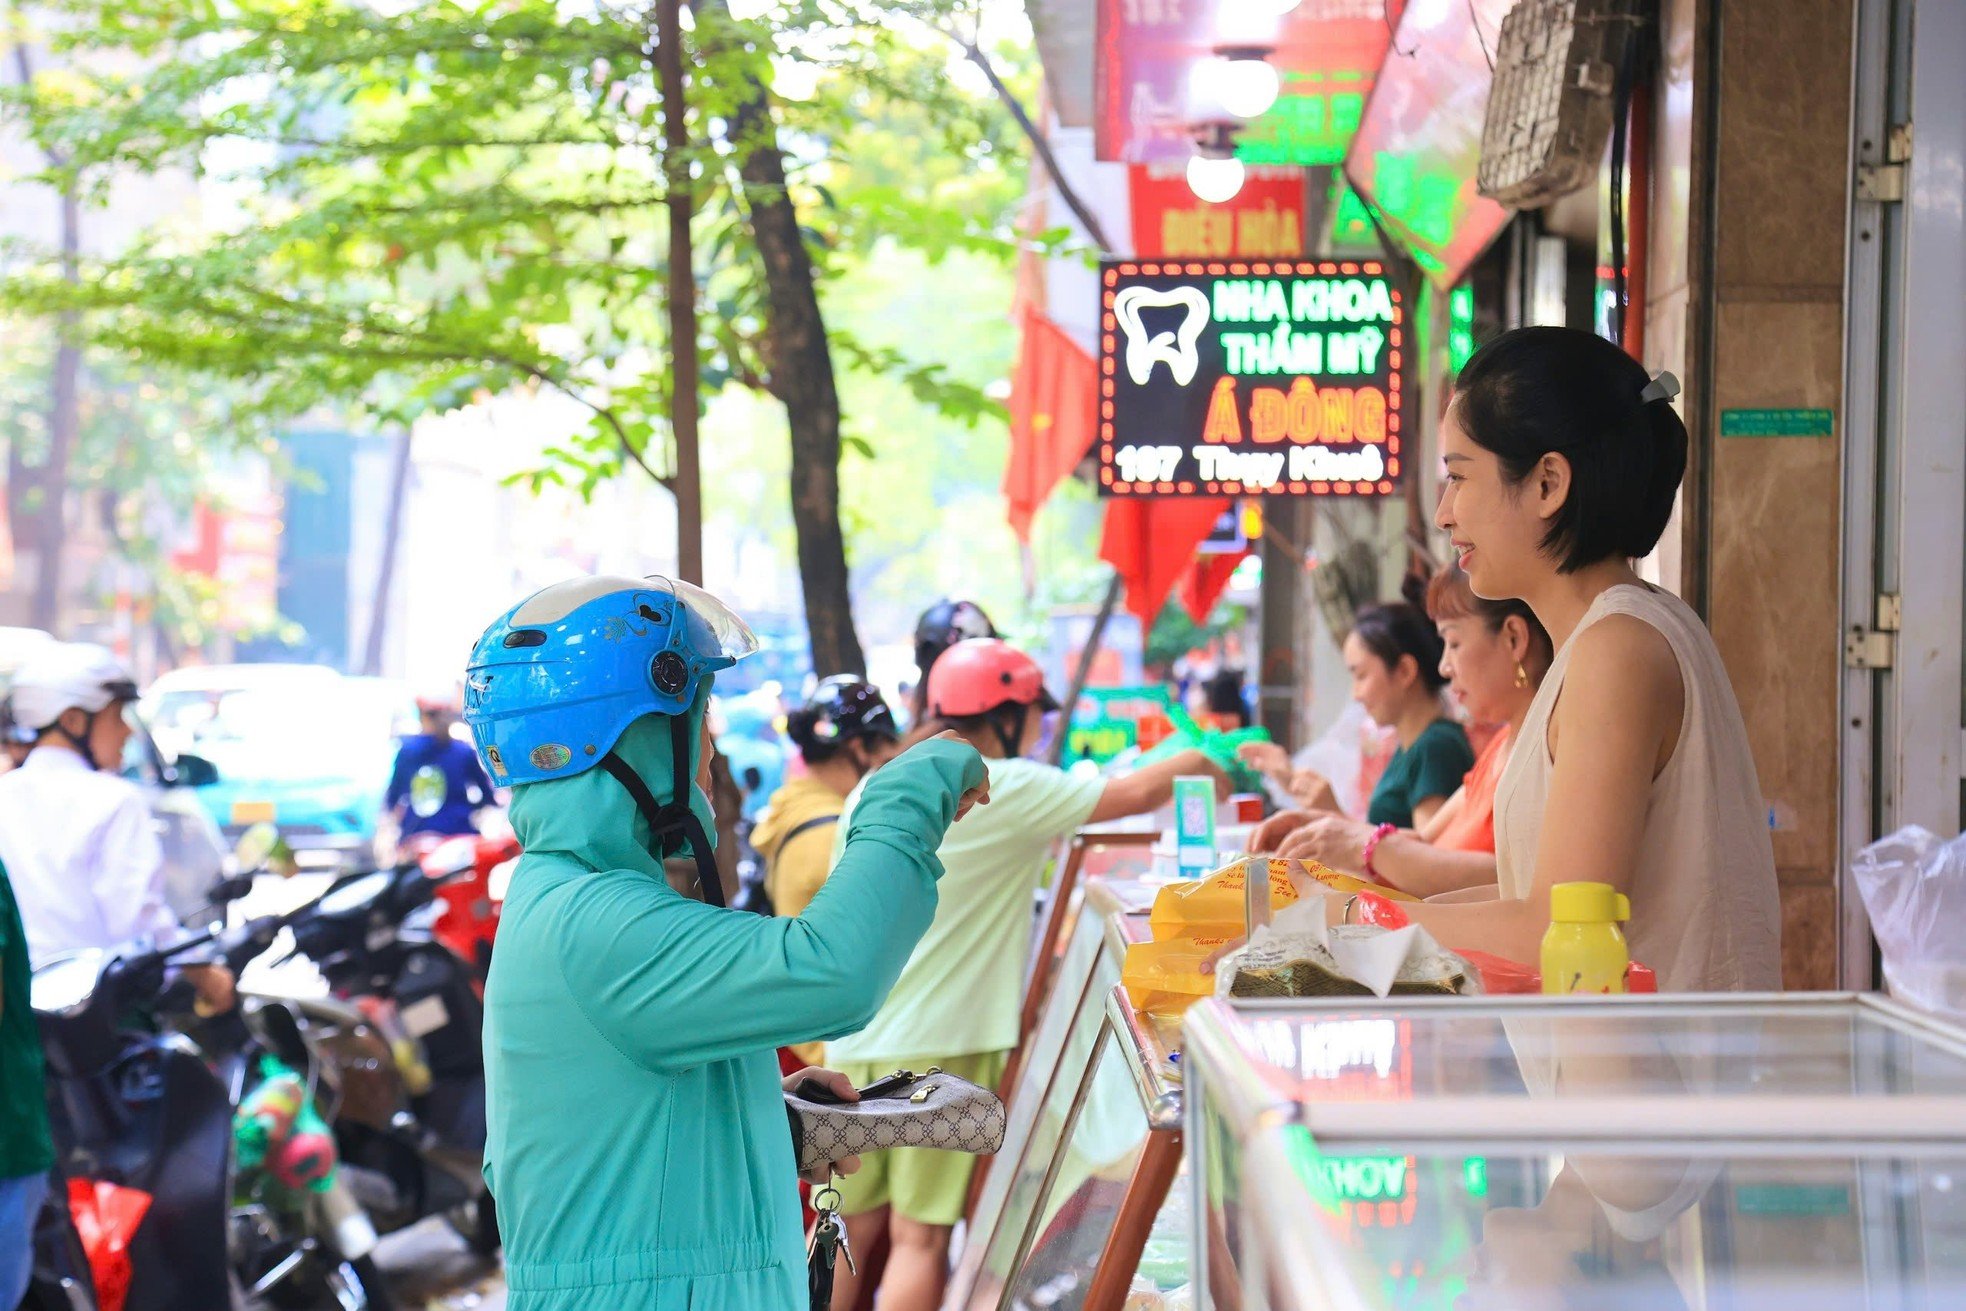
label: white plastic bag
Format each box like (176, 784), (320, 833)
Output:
(1852, 826), (1966, 1021)
(1273, 701), (1392, 820)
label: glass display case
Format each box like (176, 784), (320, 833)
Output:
(952, 879), (1194, 1311)
(1183, 994), (1966, 1311)
(1020, 831), (1161, 1051)
(1228, 1130), (1966, 1311)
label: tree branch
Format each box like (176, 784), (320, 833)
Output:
(949, 33), (1112, 254)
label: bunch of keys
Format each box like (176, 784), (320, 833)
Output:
(807, 1183), (856, 1311)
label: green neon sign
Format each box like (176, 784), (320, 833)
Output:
(1449, 285), (1476, 373)
(1237, 75), (1368, 167)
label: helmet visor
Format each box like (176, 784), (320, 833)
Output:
(649, 576), (761, 663)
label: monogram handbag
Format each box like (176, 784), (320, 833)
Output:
(784, 1067), (1006, 1175)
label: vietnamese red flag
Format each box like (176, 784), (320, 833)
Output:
(1003, 306), (1100, 543)
(1098, 496), (1232, 626)
(1176, 547), (1251, 625)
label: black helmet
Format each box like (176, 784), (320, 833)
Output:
(786, 676), (899, 756)
(913, 598), (997, 674)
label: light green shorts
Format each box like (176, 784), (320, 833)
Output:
(826, 1049), (1009, 1227)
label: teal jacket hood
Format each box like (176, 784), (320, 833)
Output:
(506, 690), (715, 877)
(483, 735), (986, 1311)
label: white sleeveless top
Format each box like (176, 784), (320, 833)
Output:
(1493, 584), (1782, 992)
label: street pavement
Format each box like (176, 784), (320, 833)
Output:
(374, 1217), (506, 1310)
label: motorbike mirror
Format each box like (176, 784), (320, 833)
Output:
(169, 751), (221, 788)
(210, 873), (255, 906)
(487, 857), (518, 904)
(30, 950), (108, 1016)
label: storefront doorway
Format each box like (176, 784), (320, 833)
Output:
(1840, 0), (1966, 985)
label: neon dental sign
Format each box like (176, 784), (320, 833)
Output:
(1098, 260), (1403, 498)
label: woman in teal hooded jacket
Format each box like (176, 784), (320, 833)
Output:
(463, 577), (987, 1311)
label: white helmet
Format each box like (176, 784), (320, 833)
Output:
(6, 642), (139, 733)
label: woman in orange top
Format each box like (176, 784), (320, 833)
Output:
(1250, 566), (1551, 896)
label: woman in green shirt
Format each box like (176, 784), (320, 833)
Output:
(1348, 600), (1475, 830)
(1246, 599), (1473, 834)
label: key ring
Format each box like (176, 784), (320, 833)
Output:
(812, 1184), (843, 1213)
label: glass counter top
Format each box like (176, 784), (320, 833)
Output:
(1183, 993), (1966, 1142)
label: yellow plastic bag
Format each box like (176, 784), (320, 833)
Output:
(1122, 934), (1236, 1016)
(1148, 856), (1412, 938)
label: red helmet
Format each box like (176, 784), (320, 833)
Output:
(926, 638), (1056, 719)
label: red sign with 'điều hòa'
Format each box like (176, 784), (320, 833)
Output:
(1128, 164), (1308, 260)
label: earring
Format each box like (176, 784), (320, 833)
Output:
(1514, 661), (1530, 689)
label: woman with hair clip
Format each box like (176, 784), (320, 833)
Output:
(1312, 327), (1781, 992)
(1250, 566), (1554, 897)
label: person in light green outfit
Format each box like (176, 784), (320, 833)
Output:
(0, 857), (56, 1308)
(826, 637), (1229, 1311)
(462, 576), (989, 1311)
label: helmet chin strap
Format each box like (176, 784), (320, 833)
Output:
(53, 710), (102, 771)
(993, 704), (1028, 761)
(598, 713), (726, 909)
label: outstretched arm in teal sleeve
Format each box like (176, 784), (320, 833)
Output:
(553, 738), (986, 1072)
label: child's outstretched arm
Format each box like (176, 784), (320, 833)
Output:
(1088, 749), (1228, 823)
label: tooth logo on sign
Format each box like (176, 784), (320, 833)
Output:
(1113, 286), (1212, 386)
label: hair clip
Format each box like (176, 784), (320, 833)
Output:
(1639, 370), (1681, 404)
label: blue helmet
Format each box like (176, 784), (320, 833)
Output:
(463, 575), (760, 787)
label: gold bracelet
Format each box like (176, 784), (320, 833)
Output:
(1341, 893), (1360, 926)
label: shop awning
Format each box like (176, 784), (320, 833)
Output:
(1343, 0), (1515, 290)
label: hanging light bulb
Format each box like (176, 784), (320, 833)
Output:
(1214, 46), (1280, 119)
(1187, 121), (1246, 203)
(1187, 154), (1247, 204)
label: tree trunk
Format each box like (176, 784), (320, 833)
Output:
(655, 0), (703, 585)
(363, 427), (413, 675)
(30, 191), (83, 634)
(698, 0), (865, 676)
(8, 34), (80, 634)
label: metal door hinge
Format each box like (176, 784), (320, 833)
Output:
(1858, 122), (1912, 202)
(1845, 593), (1901, 669)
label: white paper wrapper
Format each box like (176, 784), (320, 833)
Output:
(1215, 897), (1480, 1000)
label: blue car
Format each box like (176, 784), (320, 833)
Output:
(144, 668), (418, 871)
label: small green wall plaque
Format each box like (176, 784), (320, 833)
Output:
(1720, 407), (1835, 437)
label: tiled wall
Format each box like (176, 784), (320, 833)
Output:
(1683, 0), (1854, 988)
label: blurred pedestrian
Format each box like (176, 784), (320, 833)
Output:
(0, 854), (53, 1308)
(905, 597), (997, 729)
(753, 677), (903, 1066)
(0, 643), (233, 1011)
(827, 637), (1229, 1311)
(465, 576), (989, 1311)
(385, 693), (499, 846)
(754, 677), (903, 921)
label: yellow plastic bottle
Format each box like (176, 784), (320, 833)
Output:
(1541, 882), (1631, 995)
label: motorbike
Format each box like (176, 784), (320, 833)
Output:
(255, 857), (497, 1255)
(28, 875), (394, 1311)
(398, 828), (517, 990)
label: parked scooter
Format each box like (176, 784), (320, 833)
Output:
(29, 873), (394, 1311)
(399, 827), (517, 991)
(251, 852), (496, 1254)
